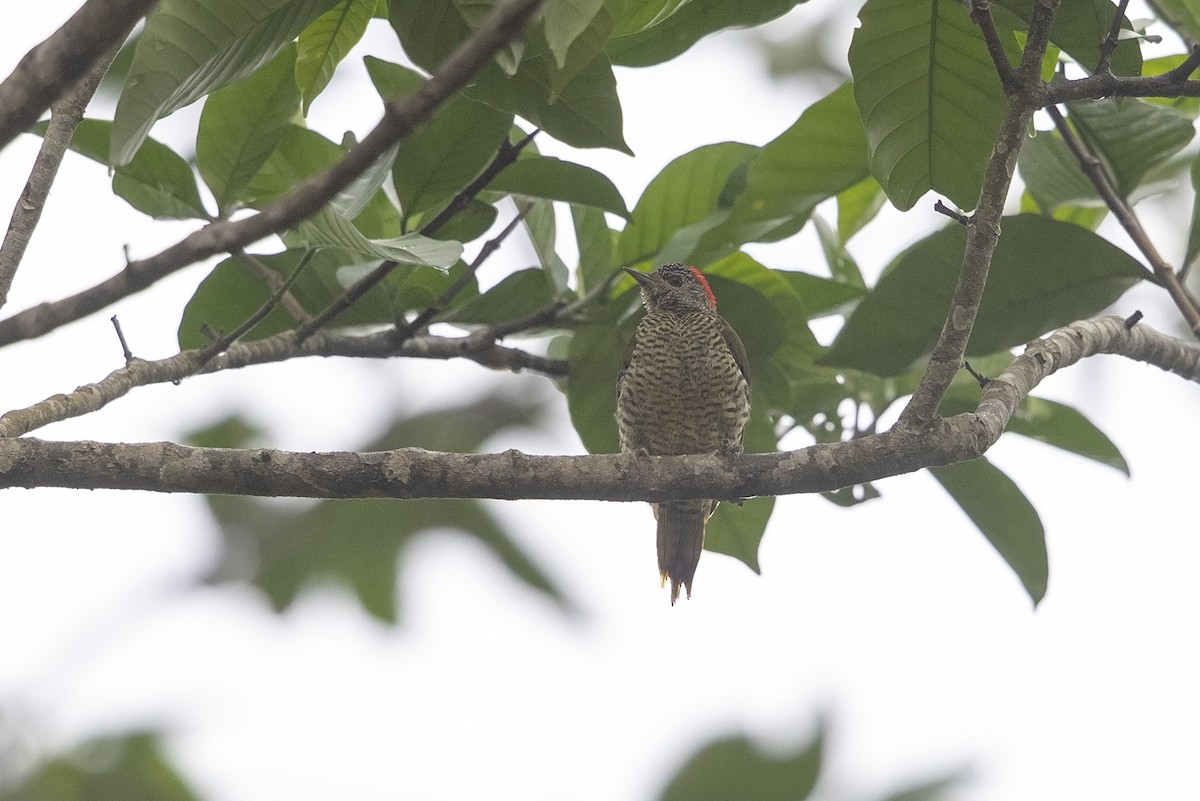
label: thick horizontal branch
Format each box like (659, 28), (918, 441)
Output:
(1, 317), (1195, 498)
(0, 0), (544, 347)
(0, 0), (157, 151)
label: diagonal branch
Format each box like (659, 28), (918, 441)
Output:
(0, 0), (157, 152)
(0, 0), (546, 349)
(0, 46), (120, 311)
(1046, 105), (1200, 337)
(898, 1), (1056, 426)
(1, 317), (1195, 498)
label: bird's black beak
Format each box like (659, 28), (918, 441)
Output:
(624, 267), (655, 291)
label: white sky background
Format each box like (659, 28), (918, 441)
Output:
(1, 2), (1199, 800)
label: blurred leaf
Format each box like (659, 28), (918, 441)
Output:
(424, 198), (498, 243)
(706, 496), (773, 574)
(242, 124), (342, 206)
(993, 0), (1142, 77)
(1152, 0), (1200, 45)
(836, 175), (887, 245)
(1141, 54), (1200, 117)
(111, 0), (339, 165)
(658, 727), (822, 801)
(1019, 128), (1105, 214)
(567, 319), (628, 453)
(848, 0), (1012, 211)
(1065, 98), (1194, 200)
(821, 215), (1147, 376)
(941, 390), (1130, 476)
(930, 457), (1048, 606)
(292, 206), (463, 267)
(386, 0), (467, 70)
(1187, 154), (1200, 273)
(489, 155), (629, 217)
(875, 771), (967, 801)
(39, 118), (209, 219)
(542, 0), (619, 96)
(813, 215), (861, 290)
(177, 249), (395, 349)
(197, 395), (568, 622)
(616, 142), (757, 266)
(822, 482), (881, 507)
(365, 57), (515, 221)
(295, 0), (374, 114)
(522, 199), (571, 290)
(777, 270), (867, 318)
(3, 732), (199, 801)
(439, 268), (557, 325)
(573, 204), (615, 295)
(543, 0), (608, 68)
(197, 44), (300, 214)
(609, 0), (807, 67)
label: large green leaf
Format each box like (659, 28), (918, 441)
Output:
(488, 155), (630, 217)
(705, 495), (773, 574)
(609, 0), (808, 67)
(821, 215), (1147, 376)
(1066, 98), (1195, 199)
(543, 0), (619, 96)
(930, 457), (1048, 606)
(438, 268), (558, 324)
(572, 204), (615, 295)
(196, 45), (301, 214)
(659, 728), (822, 801)
(466, 51), (630, 153)
(41, 118), (208, 219)
(940, 388), (1129, 475)
(544, 0), (608, 67)
(111, 0), (339, 165)
(1152, 0), (1200, 45)
(291, 206), (463, 268)
(1019, 128), (1106, 214)
(195, 396), (569, 622)
(295, 0), (375, 113)
(689, 82), (869, 265)
(616, 142), (757, 266)
(992, 0), (1142, 76)
(177, 249), (396, 349)
(365, 56), (515, 222)
(848, 0), (1011, 211)
(777, 270), (867, 318)
(567, 315), (629, 454)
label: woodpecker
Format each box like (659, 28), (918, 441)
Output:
(617, 263), (751, 604)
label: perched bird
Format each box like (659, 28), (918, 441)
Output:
(617, 263), (751, 604)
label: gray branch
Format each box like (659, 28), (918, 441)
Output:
(1, 317), (1195, 498)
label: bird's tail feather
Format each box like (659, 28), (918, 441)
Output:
(655, 500), (713, 605)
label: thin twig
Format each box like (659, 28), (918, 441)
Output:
(1094, 0), (1131, 74)
(292, 129), (539, 344)
(233, 249), (314, 324)
(970, 1), (1018, 92)
(933, 199), (971, 226)
(0, 0), (546, 348)
(0, 47), (119, 311)
(1047, 104), (1200, 337)
(109, 315), (134, 362)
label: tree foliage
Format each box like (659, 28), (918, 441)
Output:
(2, 0), (1200, 796)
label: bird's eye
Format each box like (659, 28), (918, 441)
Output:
(665, 272), (684, 287)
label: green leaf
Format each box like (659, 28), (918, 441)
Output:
(567, 320), (628, 453)
(364, 57), (515, 221)
(543, 0), (619, 97)
(659, 728), (823, 801)
(930, 457), (1048, 606)
(1141, 55), (1200, 117)
(609, 0), (808, 67)
(941, 389), (1130, 476)
(705, 496), (773, 574)
(544, 0), (608, 66)
(1187, 154), (1200, 273)
(196, 44), (300, 214)
(292, 206), (463, 267)
(5, 732), (201, 801)
(242, 124), (342, 206)
(386, 0), (467, 71)
(438, 268), (557, 324)
(993, 0), (1142, 77)
(198, 395), (569, 622)
(111, 0), (340, 165)
(521, 199), (571, 290)
(848, 0), (1011, 211)
(616, 142), (757, 266)
(177, 249), (395, 349)
(776, 270), (867, 318)
(689, 82), (869, 264)
(1151, 0), (1200, 45)
(42, 118), (209, 219)
(821, 215), (1147, 376)
(1065, 98), (1195, 199)
(1019, 128), (1106, 214)
(572, 204), (615, 295)
(488, 155), (630, 217)
(295, 0), (374, 114)
(837, 175), (887, 244)
(466, 52), (630, 153)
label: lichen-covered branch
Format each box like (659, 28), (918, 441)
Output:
(1, 317), (1194, 498)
